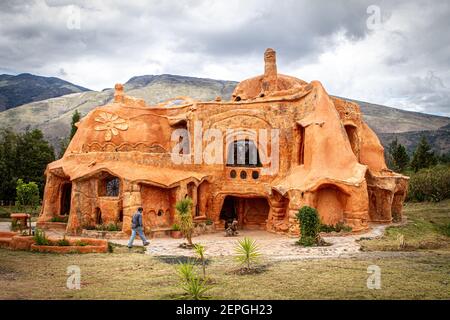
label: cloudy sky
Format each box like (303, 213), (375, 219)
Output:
(0, 0), (449, 116)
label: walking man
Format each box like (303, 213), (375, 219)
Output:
(128, 207), (150, 248)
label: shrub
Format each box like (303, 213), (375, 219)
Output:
(171, 223), (181, 231)
(50, 216), (69, 223)
(95, 223), (121, 231)
(74, 240), (89, 246)
(319, 222), (352, 233)
(295, 206), (321, 246)
(34, 229), (49, 246)
(234, 237), (261, 270)
(176, 197), (194, 246)
(205, 219), (213, 226)
(407, 165), (450, 202)
(56, 236), (70, 246)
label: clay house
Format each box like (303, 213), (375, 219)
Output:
(37, 49), (408, 236)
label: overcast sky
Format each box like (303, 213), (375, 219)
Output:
(0, 0), (449, 116)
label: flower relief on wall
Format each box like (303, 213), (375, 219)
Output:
(94, 112), (129, 141)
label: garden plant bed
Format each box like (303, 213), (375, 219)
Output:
(31, 237), (108, 254)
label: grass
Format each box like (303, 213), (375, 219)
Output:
(0, 249), (449, 299)
(1, 200), (450, 300)
(360, 200), (450, 251)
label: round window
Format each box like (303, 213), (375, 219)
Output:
(157, 209), (164, 217)
(240, 170), (247, 179)
(230, 170), (237, 178)
(252, 170), (259, 179)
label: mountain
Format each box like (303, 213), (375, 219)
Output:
(0, 73), (90, 111)
(0, 74), (448, 155)
(379, 124), (450, 155)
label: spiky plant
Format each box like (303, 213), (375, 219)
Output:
(181, 274), (212, 300)
(235, 237), (261, 270)
(176, 260), (195, 283)
(176, 197), (194, 246)
(194, 244), (206, 279)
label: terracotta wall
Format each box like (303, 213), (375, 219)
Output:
(140, 184), (176, 231)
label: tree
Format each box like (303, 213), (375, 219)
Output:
(16, 178), (40, 235)
(176, 197), (194, 247)
(70, 109), (81, 139)
(388, 138), (410, 172)
(15, 129), (55, 196)
(58, 109), (81, 158)
(411, 136), (437, 172)
(0, 129), (19, 203)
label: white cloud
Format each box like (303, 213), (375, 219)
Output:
(0, 0), (449, 116)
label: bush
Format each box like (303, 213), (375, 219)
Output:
(34, 229), (49, 246)
(407, 165), (450, 202)
(56, 236), (70, 246)
(319, 222), (352, 233)
(295, 206), (321, 246)
(205, 219), (213, 226)
(171, 223), (181, 231)
(95, 222), (121, 231)
(74, 240), (89, 246)
(50, 216), (69, 223)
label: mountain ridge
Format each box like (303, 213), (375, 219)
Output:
(0, 73), (448, 155)
(0, 73), (91, 111)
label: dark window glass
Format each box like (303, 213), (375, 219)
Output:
(106, 178), (120, 197)
(226, 139), (262, 167)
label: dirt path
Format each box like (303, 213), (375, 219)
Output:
(0, 221), (394, 261)
(111, 224), (388, 261)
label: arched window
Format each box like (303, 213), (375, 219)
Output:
(226, 139), (262, 167)
(98, 173), (121, 197)
(106, 177), (120, 197)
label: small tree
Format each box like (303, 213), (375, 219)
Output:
(411, 136), (437, 172)
(295, 206), (321, 246)
(388, 138), (410, 172)
(194, 244), (206, 279)
(176, 197), (194, 247)
(16, 179), (40, 235)
(70, 109), (81, 139)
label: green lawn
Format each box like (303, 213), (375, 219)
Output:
(360, 200), (450, 251)
(1, 201), (449, 300)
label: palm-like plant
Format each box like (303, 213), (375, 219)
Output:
(175, 197), (194, 246)
(235, 237), (261, 270)
(176, 260), (195, 283)
(176, 260), (211, 300)
(194, 244), (206, 279)
(181, 274), (211, 300)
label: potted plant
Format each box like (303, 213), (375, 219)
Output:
(170, 223), (183, 239)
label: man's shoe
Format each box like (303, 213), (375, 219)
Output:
(143, 242), (150, 246)
(127, 246), (132, 249)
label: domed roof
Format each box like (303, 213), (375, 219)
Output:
(232, 48), (307, 101)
